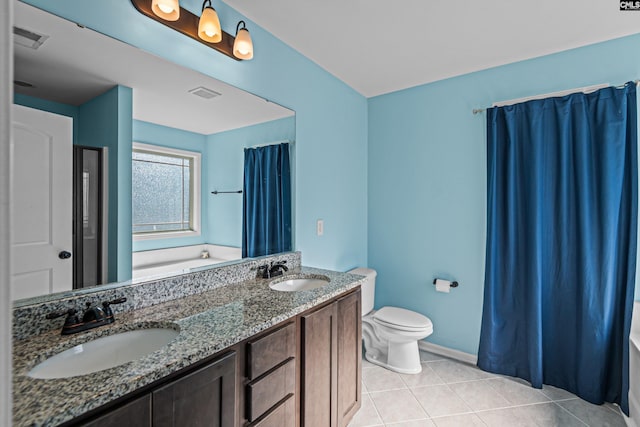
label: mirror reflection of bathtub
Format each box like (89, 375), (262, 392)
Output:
(132, 245), (242, 280)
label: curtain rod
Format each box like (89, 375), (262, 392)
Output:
(248, 139), (293, 149)
(211, 190), (242, 195)
(472, 80), (640, 115)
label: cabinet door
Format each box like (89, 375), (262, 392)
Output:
(80, 395), (151, 427)
(153, 351), (236, 427)
(337, 289), (362, 427)
(300, 302), (338, 427)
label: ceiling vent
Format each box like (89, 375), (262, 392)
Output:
(14, 26), (49, 50)
(188, 86), (222, 100)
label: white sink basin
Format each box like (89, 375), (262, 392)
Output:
(269, 276), (330, 292)
(28, 327), (179, 379)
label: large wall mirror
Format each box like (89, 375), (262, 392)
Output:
(12, 1), (295, 303)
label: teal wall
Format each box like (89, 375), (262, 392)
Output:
(206, 116), (295, 247)
(115, 86), (133, 281)
(23, 0), (369, 271)
(368, 34), (640, 355)
(78, 85), (133, 282)
(132, 120), (209, 252)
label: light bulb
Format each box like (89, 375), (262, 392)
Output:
(233, 25), (253, 60)
(158, 4), (174, 13)
(198, 6), (222, 43)
(151, 0), (180, 21)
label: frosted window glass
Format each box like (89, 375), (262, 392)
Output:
(132, 150), (192, 234)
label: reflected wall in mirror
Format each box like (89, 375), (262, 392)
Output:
(11, 0), (295, 302)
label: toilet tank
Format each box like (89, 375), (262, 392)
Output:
(348, 267), (376, 316)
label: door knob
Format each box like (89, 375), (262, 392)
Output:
(58, 251), (72, 259)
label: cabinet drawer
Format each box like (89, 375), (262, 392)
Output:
(246, 322), (295, 380)
(250, 394), (295, 427)
(246, 359), (295, 422)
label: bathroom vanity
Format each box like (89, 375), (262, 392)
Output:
(12, 253), (364, 427)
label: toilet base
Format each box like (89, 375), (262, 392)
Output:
(364, 340), (423, 375)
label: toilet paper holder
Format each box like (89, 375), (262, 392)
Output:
(432, 279), (459, 288)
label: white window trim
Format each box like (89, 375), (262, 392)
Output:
(132, 142), (201, 241)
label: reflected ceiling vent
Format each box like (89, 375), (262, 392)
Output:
(14, 26), (49, 50)
(188, 86), (221, 100)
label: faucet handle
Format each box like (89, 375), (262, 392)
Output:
(103, 297), (127, 306)
(46, 308), (80, 330)
(46, 308), (77, 320)
(102, 297), (127, 317)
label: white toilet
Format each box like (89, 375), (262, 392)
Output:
(350, 267), (433, 374)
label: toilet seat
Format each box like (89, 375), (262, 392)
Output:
(373, 306), (432, 332)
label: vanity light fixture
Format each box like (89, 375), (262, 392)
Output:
(151, 0), (180, 21)
(198, 0), (222, 43)
(131, 0), (252, 61)
(233, 21), (253, 60)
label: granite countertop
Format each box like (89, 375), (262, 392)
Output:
(13, 267), (364, 427)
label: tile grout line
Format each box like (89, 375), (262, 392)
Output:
(552, 401), (590, 426)
(407, 382), (477, 421)
(470, 400), (575, 414)
(366, 390), (387, 427)
(360, 353), (623, 427)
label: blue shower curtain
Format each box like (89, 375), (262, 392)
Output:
(478, 83), (638, 414)
(242, 143), (292, 258)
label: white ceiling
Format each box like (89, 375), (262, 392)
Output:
(13, 1), (293, 135)
(224, 0), (640, 97)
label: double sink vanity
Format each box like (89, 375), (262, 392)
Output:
(12, 252), (364, 427)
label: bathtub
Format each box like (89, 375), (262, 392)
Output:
(132, 244), (242, 280)
(627, 301), (640, 427)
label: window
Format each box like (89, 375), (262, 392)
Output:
(132, 143), (201, 240)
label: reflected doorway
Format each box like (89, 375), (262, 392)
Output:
(73, 146), (106, 289)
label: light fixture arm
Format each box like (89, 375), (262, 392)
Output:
(130, 0), (242, 61)
(236, 20), (247, 34)
(202, 0), (213, 11)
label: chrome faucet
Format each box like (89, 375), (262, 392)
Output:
(46, 297), (127, 335)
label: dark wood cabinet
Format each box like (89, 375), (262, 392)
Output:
(300, 301), (338, 427)
(153, 351), (236, 427)
(299, 288), (362, 427)
(246, 322), (295, 380)
(336, 289), (362, 427)
(80, 395), (151, 427)
(245, 322), (296, 424)
(71, 288), (361, 427)
(250, 395), (295, 427)
(75, 352), (236, 427)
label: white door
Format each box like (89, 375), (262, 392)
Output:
(11, 104), (73, 300)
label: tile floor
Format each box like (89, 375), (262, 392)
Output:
(348, 351), (627, 427)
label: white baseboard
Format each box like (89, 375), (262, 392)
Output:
(418, 340), (478, 365)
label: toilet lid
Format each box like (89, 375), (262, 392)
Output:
(373, 307), (432, 331)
